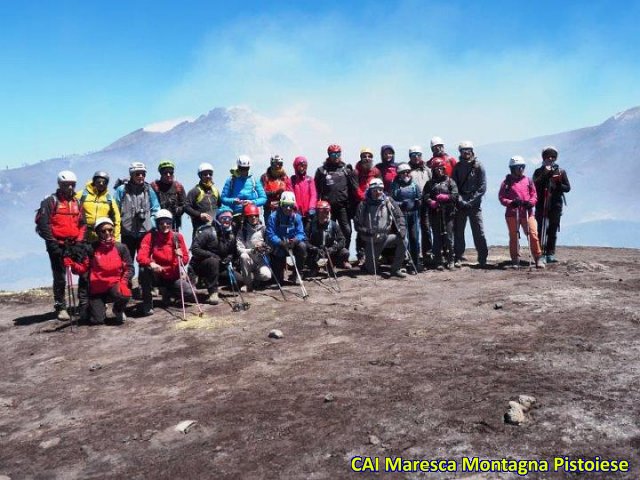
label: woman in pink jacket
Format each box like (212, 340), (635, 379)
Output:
(291, 156), (317, 231)
(498, 156), (545, 269)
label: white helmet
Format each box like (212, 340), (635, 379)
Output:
(129, 162), (147, 174)
(541, 146), (558, 157)
(509, 155), (526, 168)
(279, 191), (296, 206)
(397, 163), (411, 174)
(368, 178), (384, 190)
(94, 217), (114, 231)
(458, 140), (474, 151)
(430, 136), (444, 148)
(155, 209), (173, 221)
(237, 155), (251, 168)
(409, 145), (423, 155)
(57, 170), (77, 184)
(198, 162), (214, 174)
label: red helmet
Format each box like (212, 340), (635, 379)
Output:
(327, 144), (342, 154)
(430, 158), (446, 171)
(316, 200), (331, 210)
(243, 204), (260, 216)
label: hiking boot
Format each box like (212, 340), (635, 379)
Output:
(390, 269), (407, 279)
(341, 261), (353, 270)
(160, 288), (172, 306)
(205, 292), (219, 305)
(453, 259), (462, 268)
(56, 309), (71, 321)
(511, 260), (520, 269)
(357, 256), (366, 267)
(140, 306), (154, 316)
(546, 254), (558, 263)
(535, 257), (546, 269)
(288, 273), (300, 285)
(240, 285), (248, 293)
(113, 309), (127, 325)
(436, 264), (445, 272)
(445, 261), (454, 270)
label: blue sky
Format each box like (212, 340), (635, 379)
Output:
(1, 0), (639, 167)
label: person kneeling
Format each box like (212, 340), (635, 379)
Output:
(306, 200), (349, 276)
(190, 208), (238, 304)
(67, 217), (133, 325)
(137, 209), (190, 315)
(266, 192), (308, 285)
(237, 204), (272, 291)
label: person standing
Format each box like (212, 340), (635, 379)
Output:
(150, 160), (186, 232)
(391, 163), (421, 272)
(185, 162), (221, 239)
(533, 146), (571, 263)
(220, 155), (267, 232)
(354, 147), (382, 265)
(452, 141), (489, 267)
(261, 155), (293, 217)
(407, 146), (433, 268)
(422, 159), (458, 271)
(114, 162), (160, 264)
(376, 144), (398, 193)
(290, 156), (317, 231)
(498, 156), (545, 269)
(36, 170), (86, 320)
(428, 136), (457, 177)
(314, 144), (357, 264)
(77, 171), (121, 242)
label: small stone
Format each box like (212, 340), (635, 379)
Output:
(268, 329), (284, 339)
(175, 420), (197, 434)
(89, 363), (102, 372)
(0, 398), (14, 408)
(0, 475), (12, 480)
(518, 395), (537, 411)
(494, 303), (503, 310)
(504, 401), (526, 425)
(368, 434), (381, 445)
(324, 393), (335, 403)
(39, 437), (61, 449)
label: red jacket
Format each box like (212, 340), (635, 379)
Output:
(428, 154), (457, 178)
(261, 168), (293, 212)
(138, 231), (189, 281)
(70, 242), (133, 296)
(354, 163), (382, 202)
(37, 192), (86, 243)
(290, 174), (317, 216)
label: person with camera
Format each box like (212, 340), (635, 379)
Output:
(533, 146), (571, 263)
(189, 208), (238, 305)
(114, 162), (160, 266)
(150, 160), (186, 232)
(236, 204), (272, 291)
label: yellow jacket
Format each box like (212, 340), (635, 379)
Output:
(76, 181), (121, 241)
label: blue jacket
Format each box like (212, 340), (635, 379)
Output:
(220, 171), (267, 215)
(391, 177), (421, 213)
(266, 209), (307, 257)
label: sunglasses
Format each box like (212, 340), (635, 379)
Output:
(133, 171), (146, 177)
(161, 170), (175, 175)
(200, 172), (213, 176)
(98, 228), (114, 234)
(281, 204), (295, 209)
(360, 154), (373, 159)
(409, 152), (422, 157)
(460, 149), (473, 153)
(329, 152), (342, 157)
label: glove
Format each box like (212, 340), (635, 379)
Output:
(511, 199), (521, 207)
(458, 200), (469, 209)
(288, 238), (300, 247)
(118, 279), (132, 298)
(63, 257), (74, 268)
(435, 194), (450, 203)
(280, 240), (288, 248)
(428, 200), (438, 210)
(308, 209), (316, 217)
(308, 245), (319, 255)
(222, 255), (233, 265)
(552, 174), (562, 183)
(522, 200), (533, 209)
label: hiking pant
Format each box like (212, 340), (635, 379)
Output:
(536, 207), (562, 256)
(430, 210), (454, 265)
(191, 256), (222, 294)
(454, 206), (488, 263)
(239, 252), (271, 287)
(88, 285), (130, 324)
(404, 211), (420, 269)
(46, 244), (66, 308)
(420, 212), (433, 259)
(139, 267), (190, 310)
(506, 210), (542, 261)
(363, 233), (406, 275)
(306, 246), (350, 270)
(121, 234), (143, 265)
(270, 242), (307, 284)
(330, 203), (352, 251)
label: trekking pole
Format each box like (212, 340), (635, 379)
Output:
(368, 215), (378, 284)
(541, 187), (550, 256)
(178, 256), (204, 317)
(261, 253), (286, 301)
(515, 205), (521, 270)
(524, 208), (534, 270)
(323, 247), (341, 292)
(440, 208), (449, 266)
(65, 265), (76, 331)
(227, 263), (250, 311)
(287, 248), (309, 300)
(177, 260), (187, 321)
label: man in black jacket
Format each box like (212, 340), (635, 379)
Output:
(305, 200), (349, 276)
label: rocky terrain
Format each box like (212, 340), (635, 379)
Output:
(1, 246), (639, 479)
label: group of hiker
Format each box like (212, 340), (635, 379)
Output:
(36, 139), (570, 323)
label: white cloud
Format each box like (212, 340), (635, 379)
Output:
(143, 116), (195, 133)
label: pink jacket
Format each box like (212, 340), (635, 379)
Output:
(291, 174), (318, 216)
(498, 174), (537, 218)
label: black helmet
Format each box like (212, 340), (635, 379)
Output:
(92, 170), (110, 182)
